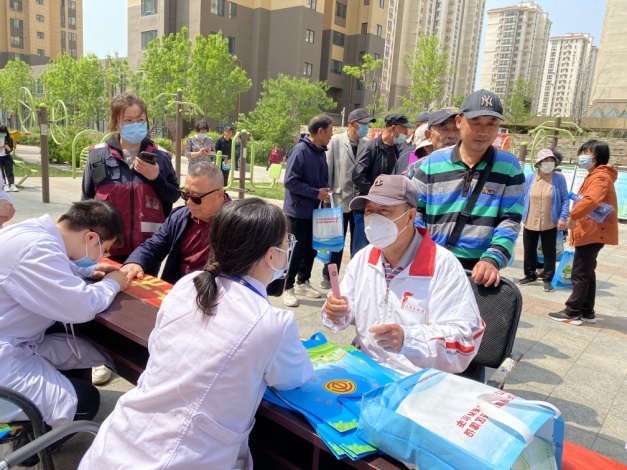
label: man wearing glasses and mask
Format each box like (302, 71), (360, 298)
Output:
(121, 160), (228, 284)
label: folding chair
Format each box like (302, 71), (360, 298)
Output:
(464, 272), (524, 389)
(0, 387), (100, 470)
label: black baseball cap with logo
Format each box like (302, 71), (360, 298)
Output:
(428, 109), (459, 129)
(384, 113), (410, 127)
(459, 89), (504, 120)
(348, 108), (376, 123)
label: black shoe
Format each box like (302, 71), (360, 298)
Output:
(581, 311), (597, 324)
(543, 281), (554, 292)
(548, 311), (582, 326)
(518, 275), (537, 285)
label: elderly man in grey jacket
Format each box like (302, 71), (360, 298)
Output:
(320, 108), (375, 289)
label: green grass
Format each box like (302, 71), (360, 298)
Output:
(245, 183), (286, 201)
(13, 156), (74, 178)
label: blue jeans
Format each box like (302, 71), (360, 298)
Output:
(351, 212), (369, 257)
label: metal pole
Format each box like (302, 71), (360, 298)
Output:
(239, 132), (249, 200)
(518, 142), (528, 167)
(175, 89), (183, 184)
(38, 105), (50, 203)
(550, 115), (562, 149)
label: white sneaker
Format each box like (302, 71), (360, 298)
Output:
(92, 365), (112, 385)
(2, 185), (8, 192)
(282, 288), (299, 307)
(294, 280), (322, 298)
(8, 184), (18, 192)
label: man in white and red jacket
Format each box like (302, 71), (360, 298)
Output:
(322, 175), (484, 375)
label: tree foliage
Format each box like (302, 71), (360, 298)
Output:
(237, 74), (336, 148)
(0, 59), (35, 120)
(504, 77), (535, 130)
(342, 54), (385, 116)
(402, 35), (450, 113)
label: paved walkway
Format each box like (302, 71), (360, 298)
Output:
(3, 159), (627, 467)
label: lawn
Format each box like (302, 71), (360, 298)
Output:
(13, 156), (74, 179)
(242, 183), (285, 201)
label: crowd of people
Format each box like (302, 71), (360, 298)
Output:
(0, 89), (620, 468)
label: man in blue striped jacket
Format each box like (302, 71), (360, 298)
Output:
(411, 90), (525, 288)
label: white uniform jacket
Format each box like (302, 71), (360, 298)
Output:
(0, 215), (120, 427)
(322, 228), (484, 375)
(80, 273), (313, 470)
(327, 131), (364, 213)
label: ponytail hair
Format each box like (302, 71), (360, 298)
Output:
(193, 198), (288, 316)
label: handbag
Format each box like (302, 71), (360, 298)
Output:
(357, 369), (564, 470)
(312, 198), (344, 252)
(551, 250), (574, 289)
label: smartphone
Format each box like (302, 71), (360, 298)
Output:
(138, 151), (158, 165)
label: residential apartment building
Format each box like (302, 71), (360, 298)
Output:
(387, 0), (486, 110)
(589, 0), (627, 118)
(127, 0), (391, 122)
(479, 1), (551, 112)
(537, 33), (597, 120)
(0, 0), (83, 69)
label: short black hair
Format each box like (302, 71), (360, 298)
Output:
(58, 200), (125, 247)
(308, 114), (333, 134)
(552, 149), (563, 165)
(195, 121), (209, 132)
(578, 139), (610, 166)
(0, 125), (8, 134)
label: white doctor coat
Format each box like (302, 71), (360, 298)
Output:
(79, 273), (313, 470)
(0, 215), (120, 427)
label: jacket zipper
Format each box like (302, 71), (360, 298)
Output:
(382, 284), (390, 324)
(129, 165), (135, 250)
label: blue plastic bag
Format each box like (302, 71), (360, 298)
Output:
(312, 199), (344, 252)
(537, 231), (565, 264)
(357, 368), (564, 470)
(551, 249), (574, 289)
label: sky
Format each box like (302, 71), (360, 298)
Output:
(83, 0), (606, 88)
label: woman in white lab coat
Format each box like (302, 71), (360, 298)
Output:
(80, 198), (314, 470)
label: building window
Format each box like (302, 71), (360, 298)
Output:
(141, 0), (157, 16)
(357, 81), (363, 90)
(69, 0), (76, 10)
(336, 2), (347, 19)
(373, 53), (380, 60)
(38, 49), (45, 56)
(379, 0), (384, 7)
(387, 20), (392, 28)
(308, 0), (317, 9)
(10, 18), (23, 29)
(36, 0), (43, 4)
(69, 16), (76, 26)
(332, 31), (345, 47)
(10, 36), (24, 48)
(69, 32), (77, 41)
(60, 14), (65, 26)
(36, 14), (45, 22)
(9, 1), (22, 12)
(330, 59), (343, 75)
(376, 24), (382, 36)
(364, 0), (370, 4)
(141, 30), (158, 50)
(305, 29), (315, 43)
(359, 51), (365, 62)
(211, 0), (225, 16)
(70, 48), (77, 58)
(304, 62), (313, 76)
(361, 22), (368, 34)
(228, 36), (235, 54)
(37, 32), (44, 39)
(228, 2), (237, 19)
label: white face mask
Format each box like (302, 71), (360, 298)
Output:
(364, 210), (410, 249)
(539, 161), (555, 173)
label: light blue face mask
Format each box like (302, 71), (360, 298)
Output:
(72, 238), (102, 268)
(356, 124), (369, 139)
(578, 155), (594, 169)
(198, 133), (208, 139)
(121, 122), (148, 145)
(394, 129), (407, 146)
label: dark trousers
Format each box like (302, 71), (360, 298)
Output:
(285, 217), (317, 290)
(564, 243), (604, 316)
(351, 211), (369, 257)
(322, 211), (355, 280)
(0, 155), (15, 185)
(222, 168), (229, 186)
(523, 227), (557, 281)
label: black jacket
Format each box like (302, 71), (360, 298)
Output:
(1, 134), (14, 157)
(352, 135), (399, 197)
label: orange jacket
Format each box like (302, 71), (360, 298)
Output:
(570, 165), (619, 247)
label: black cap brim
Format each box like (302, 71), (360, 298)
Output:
(462, 110), (504, 120)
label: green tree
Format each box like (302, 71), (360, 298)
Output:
(40, 53), (80, 122)
(74, 53), (107, 127)
(0, 59), (35, 125)
(452, 94), (466, 109)
(342, 54), (384, 116)
(237, 74), (336, 148)
(188, 32), (252, 122)
(504, 77), (535, 131)
(402, 35), (450, 113)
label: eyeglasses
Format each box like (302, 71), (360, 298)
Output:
(179, 188), (221, 204)
(274, 233), (297, 265)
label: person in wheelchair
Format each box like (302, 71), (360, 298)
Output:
(0, 200), (128, 429)
(322, 175), (484, 376)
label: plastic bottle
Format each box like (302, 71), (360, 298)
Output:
(568, 192), (614, 223)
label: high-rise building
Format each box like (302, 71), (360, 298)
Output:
(127, 0), (392, 121)
(589, 0), (627, 118)
(479, 1), (551, 112)
(0, 0), (83, 69)
(537, 33), (597, 120)
(387, 0), (487, 111)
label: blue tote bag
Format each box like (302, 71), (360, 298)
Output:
(312, 198), (344, 253)
(357, 369), (564, 470)
(551, 250), (575, 289)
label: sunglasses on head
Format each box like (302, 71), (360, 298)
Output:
(178, 188), (220, 204)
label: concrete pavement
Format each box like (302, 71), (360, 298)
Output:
(3, 161), (627, 467)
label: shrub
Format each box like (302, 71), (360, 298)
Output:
(154, 138), (174, 153)
(250, 140), (275, 166)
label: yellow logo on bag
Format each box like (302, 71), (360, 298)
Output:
(323, 379), (357, 394)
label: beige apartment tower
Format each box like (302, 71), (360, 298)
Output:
(127, 0), (392, 121)
(387, 0), (486, 111)
(0, 0), (83, 69)
(537, 33), (597, 121)
(589, 0), (627, 117)
(479, 1), (551, 112)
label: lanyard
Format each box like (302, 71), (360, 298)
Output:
(220, 274), (266, 299)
